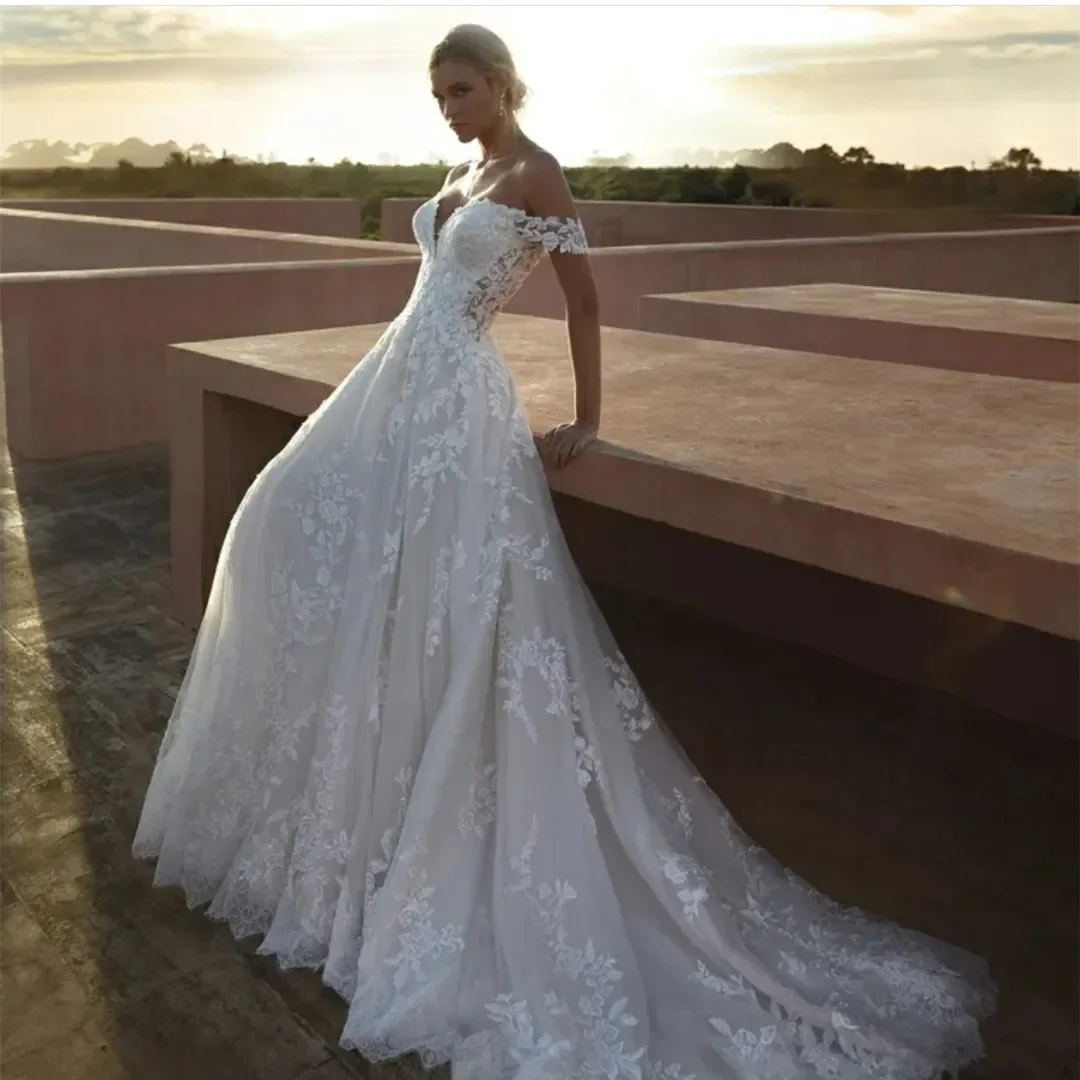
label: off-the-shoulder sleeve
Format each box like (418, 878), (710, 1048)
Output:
(516, 214), (590, 255)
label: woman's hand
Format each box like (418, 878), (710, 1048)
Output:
(538, 419), (598, 470)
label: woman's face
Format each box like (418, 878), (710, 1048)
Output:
(430, 60), (500, 143)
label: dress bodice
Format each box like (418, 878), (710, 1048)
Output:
(406, 197), (589, 334)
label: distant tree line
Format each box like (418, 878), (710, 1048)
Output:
(1, 140), (1076, 239)
(3, 137), (1060, 176)
(588, 142), (1052, 173)
(0, 138), (214, 169)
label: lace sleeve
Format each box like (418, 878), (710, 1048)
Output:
(516, 214), (590, 255)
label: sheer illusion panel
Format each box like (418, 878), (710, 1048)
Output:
(515, 211), (589, 255)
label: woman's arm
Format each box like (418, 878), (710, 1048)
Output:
(521, 152), (601, 469)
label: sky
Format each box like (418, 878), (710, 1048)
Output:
(1, 2), (1078, 169)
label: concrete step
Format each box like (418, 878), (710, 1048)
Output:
(639, 284), (1079, 382)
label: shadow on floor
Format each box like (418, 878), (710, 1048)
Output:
(0, 444), (439, 1079)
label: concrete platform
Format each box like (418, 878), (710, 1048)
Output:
(638, 284), (1080, 381)
(168, 315), (1078, 645)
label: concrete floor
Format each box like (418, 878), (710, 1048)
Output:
(1, 442), (1077, 1080)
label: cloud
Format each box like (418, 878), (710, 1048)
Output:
(2, 5), (1077, 167)
(964, 37), (1078, 61)
(1, 6), (219, 60)
(711, 25), (1079, 70)
(708, 27), (1080, 112)
(0, 5), (449, 89)
(5, 5), (1077, 92)
(824, 4), (1080, 48)
(0, 5), (257, 87)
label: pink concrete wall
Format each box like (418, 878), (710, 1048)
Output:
(0, 198), (364, 239)
(506, 226), (1080, 328)
(5, 222), (1074, 459)
(382, 196), (1065, 247)
(554, 497), (1078, 735)
(1, 256), (421, 459)
(637, 293), (1080, 382)
(0, 208), (415, 273)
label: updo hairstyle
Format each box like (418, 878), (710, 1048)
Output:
(429, 24), (529, 112)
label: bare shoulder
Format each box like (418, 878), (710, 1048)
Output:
(518, 145), (564, 184)
(517, 146), (577, 220)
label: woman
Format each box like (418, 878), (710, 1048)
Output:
(133, 23), (995, 1080)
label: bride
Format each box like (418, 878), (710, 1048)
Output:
(133, 23), (996, 1080)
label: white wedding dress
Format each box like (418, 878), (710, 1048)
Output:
(133, 194), (996, 1079)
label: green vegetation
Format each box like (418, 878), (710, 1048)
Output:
(1, 143), (1076, 239)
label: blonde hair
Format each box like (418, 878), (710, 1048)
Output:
(429, 24), (529, 112)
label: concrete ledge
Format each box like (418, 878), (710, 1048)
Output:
(382, 196), (1068, 246)
(167, 316), (1078, 644)
(0, 197), (366, 238)
(0, 206), (416, 273)
(7, 224), (1074, 460)
(639, 285), (1080, 382)
(508, 225), (1080, 330)
(0, 257), (421, 459)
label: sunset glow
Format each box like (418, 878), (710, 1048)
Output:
(2, 4), (1078, 169)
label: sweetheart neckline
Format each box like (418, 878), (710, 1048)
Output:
(428, 195), (583, 250)
(430, 195), (530, 249)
